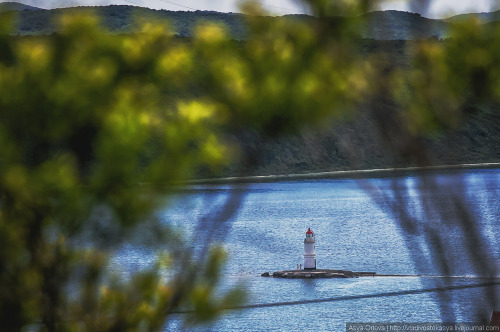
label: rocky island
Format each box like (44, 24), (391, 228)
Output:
(260, 228), (376, 279)
(261, 269), (376, 279)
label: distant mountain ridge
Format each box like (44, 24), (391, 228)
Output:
(361, 10), (448, 39)
(7, 5), (250, 39)
(444, 11), (500, 23)
(2, 2), (500, 40)
(0, 1), (41, 12)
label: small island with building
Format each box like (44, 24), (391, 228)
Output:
(261, 228), (376, 279)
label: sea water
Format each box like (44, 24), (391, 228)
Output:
(113, 169), (500, 331)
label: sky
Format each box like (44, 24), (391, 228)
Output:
(4, 0), (500, 19)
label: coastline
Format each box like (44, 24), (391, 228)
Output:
(187, 162), (500, 185)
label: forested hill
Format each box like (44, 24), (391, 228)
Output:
(0, 2), (39, 11)
(2, 3), (500, 176)
(361, 10), (448, 40)
(2, 3), (500, 40)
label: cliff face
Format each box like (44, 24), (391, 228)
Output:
(220, 106), (500, 178)
(216, 38), (500, 178)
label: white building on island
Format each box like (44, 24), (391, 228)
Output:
(303, 228), (316, 270)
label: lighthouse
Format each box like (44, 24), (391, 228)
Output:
(303, 228), (316, 270)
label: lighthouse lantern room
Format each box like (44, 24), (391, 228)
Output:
(303, 228), (316, 270)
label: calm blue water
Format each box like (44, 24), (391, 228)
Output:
(113, 169), (500, 331)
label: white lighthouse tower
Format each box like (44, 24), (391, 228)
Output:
(303, 228), (316, 270)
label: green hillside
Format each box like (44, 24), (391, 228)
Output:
(361, 10), (448, 39)
(220, 39), (500, 177)
(444, 10), (500, 23)
(5, 3), (500, 39)
(0, 4), (451, 40)
(9, 5), (249, 38)
(3, 4), (500, 177)
(0, 2), (40, 12)
(232, 102), (500, 177)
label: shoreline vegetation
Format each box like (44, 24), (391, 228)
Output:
(185, 162), (500, 184)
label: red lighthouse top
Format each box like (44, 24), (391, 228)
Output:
(306, 228), (313, 235)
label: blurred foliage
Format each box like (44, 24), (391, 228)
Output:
(396, 18), (500, 134)
(0, 1), (367, 330)
(2, 0), (500, 330)
(0, 10), (247, 330)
